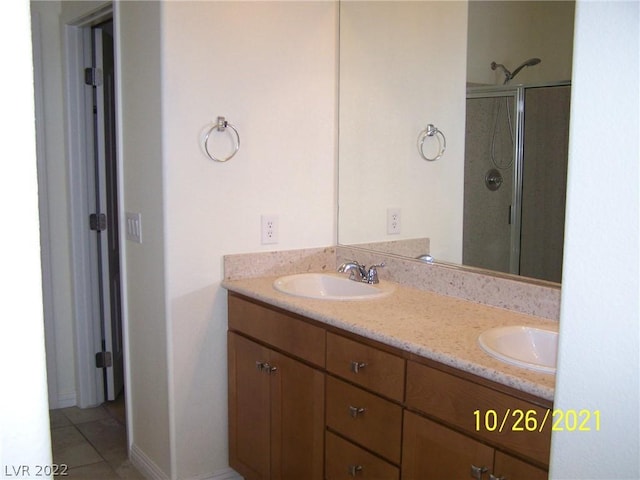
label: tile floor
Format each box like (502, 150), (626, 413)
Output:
(49, 395), (145, 479)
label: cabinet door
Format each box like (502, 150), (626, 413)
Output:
(270, 349), (324, 480)
(493, 451), (548, 480)
(402, 411), (494, 480)
(228, 333), (271, 480)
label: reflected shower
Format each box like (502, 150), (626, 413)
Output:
(491, 58), (541, 84)
(488, 58), (541, 170)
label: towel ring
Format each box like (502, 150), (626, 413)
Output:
(417, 124), (446, 161)
(203, 116), (240, 162)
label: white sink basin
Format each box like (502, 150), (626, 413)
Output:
(478, 325), (558, 373)
(273, 273), (393, 300)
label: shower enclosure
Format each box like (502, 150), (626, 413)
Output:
(464, 83), (570, 283)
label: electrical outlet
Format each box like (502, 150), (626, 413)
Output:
(387, 208), (401, 235)
(261, 215), (279, 244)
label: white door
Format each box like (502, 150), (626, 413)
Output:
(90, 20), (124, 402)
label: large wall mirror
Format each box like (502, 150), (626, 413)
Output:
(338, 1), (575, 284)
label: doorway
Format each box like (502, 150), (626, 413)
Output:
(33, 4), (125, 411)
(89, 18), (125, 403)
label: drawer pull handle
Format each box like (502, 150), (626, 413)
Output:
(470, 465), (488, 479)
(489, 475), (505, 480)
(350, 361), (367, 373)
(348, 405), (366, 418)
(347, 465), (363, 476)
(255, 361), (277, 374)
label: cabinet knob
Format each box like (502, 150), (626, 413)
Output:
(348, 405), (366, 418)
(470, 465), (489, 479)
(350, 361), (367, 374)
(255, 361), (277, 374)
(347, 464), (363, 476)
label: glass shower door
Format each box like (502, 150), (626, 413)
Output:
(463, 89), (522, 275)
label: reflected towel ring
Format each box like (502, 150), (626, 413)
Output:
(203, 116), (240, 162)
(417, 124), (446, 161)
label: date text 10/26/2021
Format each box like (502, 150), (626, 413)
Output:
(474, 409), (601, 433)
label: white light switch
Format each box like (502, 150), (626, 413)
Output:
(125, 212), (142, 244)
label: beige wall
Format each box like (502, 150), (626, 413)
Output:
(123, 1), (338, 477)
(338, 1), (468, 264)
(467, 1), (574, 85)
(31, 0), (77, 408)
(117, 1), (173, 475)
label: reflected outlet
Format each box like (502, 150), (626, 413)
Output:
(261, 214), (279, 244)
(387, 208), (401, 235)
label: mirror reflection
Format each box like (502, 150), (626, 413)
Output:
(338, 1), (575, 284)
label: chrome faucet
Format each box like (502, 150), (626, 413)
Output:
(337, 261), (385, 284)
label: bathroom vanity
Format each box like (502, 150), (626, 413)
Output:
(224, 271), (555, 480)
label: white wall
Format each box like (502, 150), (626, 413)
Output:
(550, 1), (639, 478)
(0, 0), (52, 472)
(117, 1), (173, 475)
(30, 0), (78, 409)
(338, 1), (467, 264)
(161, 2), (337, 477)
(467, 1), (575, 85)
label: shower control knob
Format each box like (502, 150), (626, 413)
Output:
(485, 168), (504, 191)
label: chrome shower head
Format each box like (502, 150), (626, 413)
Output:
(510, 58), (542, 82)
(491, 58), (542, 84)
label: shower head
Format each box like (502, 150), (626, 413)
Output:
(510, 58), (542, 81)
(491, 58), (541, 84)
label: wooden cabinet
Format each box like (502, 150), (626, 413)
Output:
(494, 451), (548, 480)
(402, 411), (494, 479)
(405, 360), (551, 467)
(325, 333), (405, 478)
(326, 431), (400, 480)
(227, 293), (551, 480)
(228, 295), (325, 480)
(402, 412), (547, 480)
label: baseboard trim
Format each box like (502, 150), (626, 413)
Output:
(130, 443), (170, 480)
(129, 444), (242, 480)
(52, 392), (77, 410)
(201, 467), (243, 480)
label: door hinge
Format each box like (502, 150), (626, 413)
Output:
(95, 351), (113, 368)
(84, 67), (103, 87)
(89, 213), (107, 232)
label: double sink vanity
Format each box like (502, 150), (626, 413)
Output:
(223, 247), (559, 480)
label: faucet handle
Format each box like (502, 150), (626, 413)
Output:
(367, 263), (385, 284)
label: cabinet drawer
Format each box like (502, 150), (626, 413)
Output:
(326, 332), (404, 401)
(405, 361), (551, 466)
(325, 431), (399, 480)
(228, 294), (325, 367)
(326, 376), (402, 464)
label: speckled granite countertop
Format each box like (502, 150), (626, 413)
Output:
(222, 274), (557, 402)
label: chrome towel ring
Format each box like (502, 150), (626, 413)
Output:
(417, 124), (446, 161)
(203, 116), (240, 162)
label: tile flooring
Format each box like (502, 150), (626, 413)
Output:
(49, 395), (145, 479)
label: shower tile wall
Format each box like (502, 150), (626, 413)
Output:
(520, 86), (570, 283)
(464, 94), (515, 274)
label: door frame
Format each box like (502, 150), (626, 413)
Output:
(64, 3), (121, 408)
